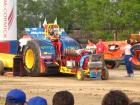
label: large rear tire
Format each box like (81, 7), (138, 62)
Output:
(23, 40), (41, 76)
(0, 60), (4, 75)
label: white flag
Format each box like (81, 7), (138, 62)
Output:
(54, 17), (57, 24)
(43, 18), (47, 27)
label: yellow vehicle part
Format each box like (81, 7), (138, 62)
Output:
(60, 66), (90, 75)
(0, 53), (16, 68)
(84, 69), (90, 75)
(25, 49), (35, 69)
(60, 66), (76, 74)
(76, 70), (84, 80)
(76, 69), (90, 80)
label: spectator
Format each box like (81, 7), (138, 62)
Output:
(5, 89), (26, 105)
(129, 102), (140, 105)
(86, 39), (96, 53)
(28, 96), (47, 105)
(124, 39), (134, 77)
(102, 90), (130, 105)
(52, 90), (74, 105)
(96, 39), (106, 54)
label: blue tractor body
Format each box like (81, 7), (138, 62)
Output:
(19, 24), (109, 80)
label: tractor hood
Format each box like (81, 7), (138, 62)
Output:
(25, 28), (46, 40)
(60, 36), (81, 50)
(38, 40), (55, 56)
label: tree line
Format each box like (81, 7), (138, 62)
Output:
(17, 0), (140, 40)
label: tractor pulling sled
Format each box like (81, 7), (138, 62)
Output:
(0, 23), (109, 80)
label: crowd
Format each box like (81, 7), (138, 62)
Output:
(4, 89), (74, 105)
(4, 89), (140, 105)
(86, 39), (105, 54)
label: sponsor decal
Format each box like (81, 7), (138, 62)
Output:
(3, 0), (8, 38)
(25, 28), (45, 35)
(8, 8), (14, 29)
(8, 0), (14, 30)
(1, 0), (16, 40)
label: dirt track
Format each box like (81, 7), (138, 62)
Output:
(0, 66), (140, 105)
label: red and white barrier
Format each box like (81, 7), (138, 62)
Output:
(0, 0), (17, 40)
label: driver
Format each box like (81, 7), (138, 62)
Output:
(49, 28), (62, 60)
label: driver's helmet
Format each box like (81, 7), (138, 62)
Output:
(52, 28), (59, 35)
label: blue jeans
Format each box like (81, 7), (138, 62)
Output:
(124, 55), (133, 74)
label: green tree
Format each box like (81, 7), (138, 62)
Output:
(86, 0), (140, 40)
(17, 0), (140, 40)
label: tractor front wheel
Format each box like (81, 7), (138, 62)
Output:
(76, 70), (85, 80)
(101, 68), (109, 80)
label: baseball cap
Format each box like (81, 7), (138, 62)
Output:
(28, 96), (47, 105)
(6, 89), (26, 104)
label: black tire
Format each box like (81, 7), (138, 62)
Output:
(0, 60), (4, 75)
(23, 40), (41, 76)
(101, 67), (109, 80)
(105, 61), (116, 69)
(115, 61), (120, 68)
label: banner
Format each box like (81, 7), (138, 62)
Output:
(0, 0), (17, 40)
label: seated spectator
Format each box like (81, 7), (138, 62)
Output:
(52, 90), (74, 105)
(102, 90), (130, 105)
(129, 102), (140, 105)
(28, 96), (47, 105)
(5, 89), (26, 105)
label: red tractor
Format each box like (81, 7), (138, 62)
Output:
(0, 23), (109, 80)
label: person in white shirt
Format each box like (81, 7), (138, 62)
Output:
(86, 39), (96, 54)
(124, 39), (134, 77)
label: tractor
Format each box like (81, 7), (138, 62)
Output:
(20, 23), (109, 80)
(0, 23), (109, 80)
